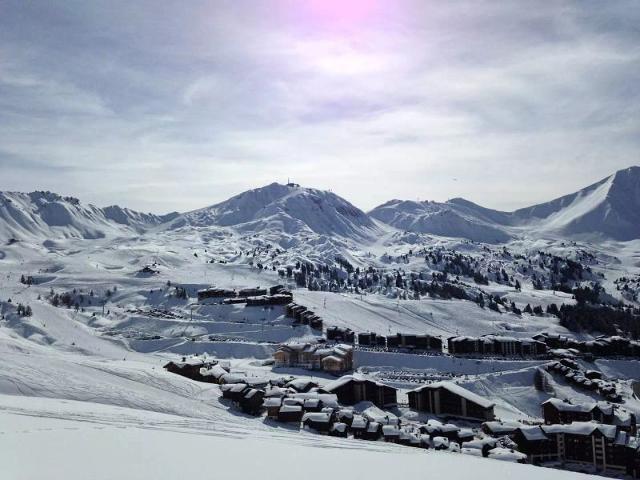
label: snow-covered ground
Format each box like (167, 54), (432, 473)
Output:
(2, 174), (640, 478)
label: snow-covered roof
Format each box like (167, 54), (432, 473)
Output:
(289, 393), (338, 407)
(220, 373), (246, 384)
(263, 397), (282, 408)
(543, 398), (616, 415)
(462, 438), (497, 450)
(366, 422), (380, 433)
(488, 448), (526, 463)
(243, 388), (262, 399)
(517, 426), (548, 441)
(382, 425), (400, 436)
(542, 422), (617, 439)
(199, 364), (228, 378)
(351, 415), (367, 429)
(331, 422), (347, 433)
(279, 404), (302, 413)
(432, 436), (449, 448)
(323, 374), (391, 393)
(483, 421), (520, 434)
(302, 412), (332, 423)
(286, 379), (318, 391)
(410, 381), (495, 409)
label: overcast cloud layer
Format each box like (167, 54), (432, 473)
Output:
(0, 1), (638, 214)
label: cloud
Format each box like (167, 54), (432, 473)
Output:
(0, 0), (638, 213)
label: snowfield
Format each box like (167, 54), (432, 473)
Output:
(1, 171), (640, 479)
(0, 397), (594, 480)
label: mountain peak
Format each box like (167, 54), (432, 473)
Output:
(174, 182), (380, 240)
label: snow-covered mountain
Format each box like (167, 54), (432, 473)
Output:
(169, 182), (381, 241)
(3, 167), (640, 245)
(0, 191), (175, 241)
(512, 166), (640, 240)
(371, 166), (640, 242)
(369, 199), (512, 244)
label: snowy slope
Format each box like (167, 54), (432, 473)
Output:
(0, 191), (174, 241)
(0, 396), (594, 480)
(513, 166), (640, 240)
(170, 182), (382, 240)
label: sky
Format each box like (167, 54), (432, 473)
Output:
(0, 0), (639, 214)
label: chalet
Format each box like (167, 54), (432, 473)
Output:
(382, 425), (401, 443)
(238, 287), (268, 297)
(447, 336), (479, 355)
(299, 310), (316, 325)
(542, 422), (632, 474)
(361, 421), (382, 441)
(542, 398), (636, 434)
(239, 388), (265, 415)
(220, 383), (249, 402)
(321, 355), (347, 374)
(277, 404), (304, 423)
(264, 397), (282, 419)
(397, 333), (417, 349)
(375, 336), (388, 348)
(415, 334), (443, 351)
(197, 288), (236, 301)
(457, 428), (474, 444)
(329, 422), (348, 438)
(217, 373), (247, 385)
(309, 317), (323, 331)
(286, 378), (319, 393)
(350, 415), (368, 438)
(222, 297), (247, 305)
(245, 293), (292, 306)
(386, 335), (400, 349)
(408, 381), (495, 421)
(336, 409), (354, 426)
(273, 342), (353, 373)
(323, 375), (398, 408)
(432, 436), (450, 450)
(488, 448), (527, 464)
(512, 426), (556, 464)
(420, 421), (460, 441)
(269, 285), (286, 295)
(289, 393), (339, 410)
(199, 364), (231, 384)
(358, 332), (377, 346)
(163, 356), (216, 381)
(326, 326), (355, 343)
(285, 303), (298, 317)
(481, 421), (520, 438)
(302, 412), (334, 433)
(291, 305), (308, 322)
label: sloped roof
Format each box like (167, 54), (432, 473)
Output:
(517, 426), (548, 441)
(323, 374), (391, 392)
(410, 381), (495, 409)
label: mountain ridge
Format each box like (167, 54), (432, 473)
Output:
(1, 166), (639, 243)
(370, 166), (640, 242)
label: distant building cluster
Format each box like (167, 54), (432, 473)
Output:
(285, 302), (323, 330)
(534, 332), (640, 357)
(545, 359), (622, 402)
(197, 285), (292, 306)
(447, 335), (547, 356)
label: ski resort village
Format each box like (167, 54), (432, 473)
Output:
(2, 169), (640, 479)
(2, 2), (640, 477)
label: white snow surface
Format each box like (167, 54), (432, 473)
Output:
(1, 171), (640, 478)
